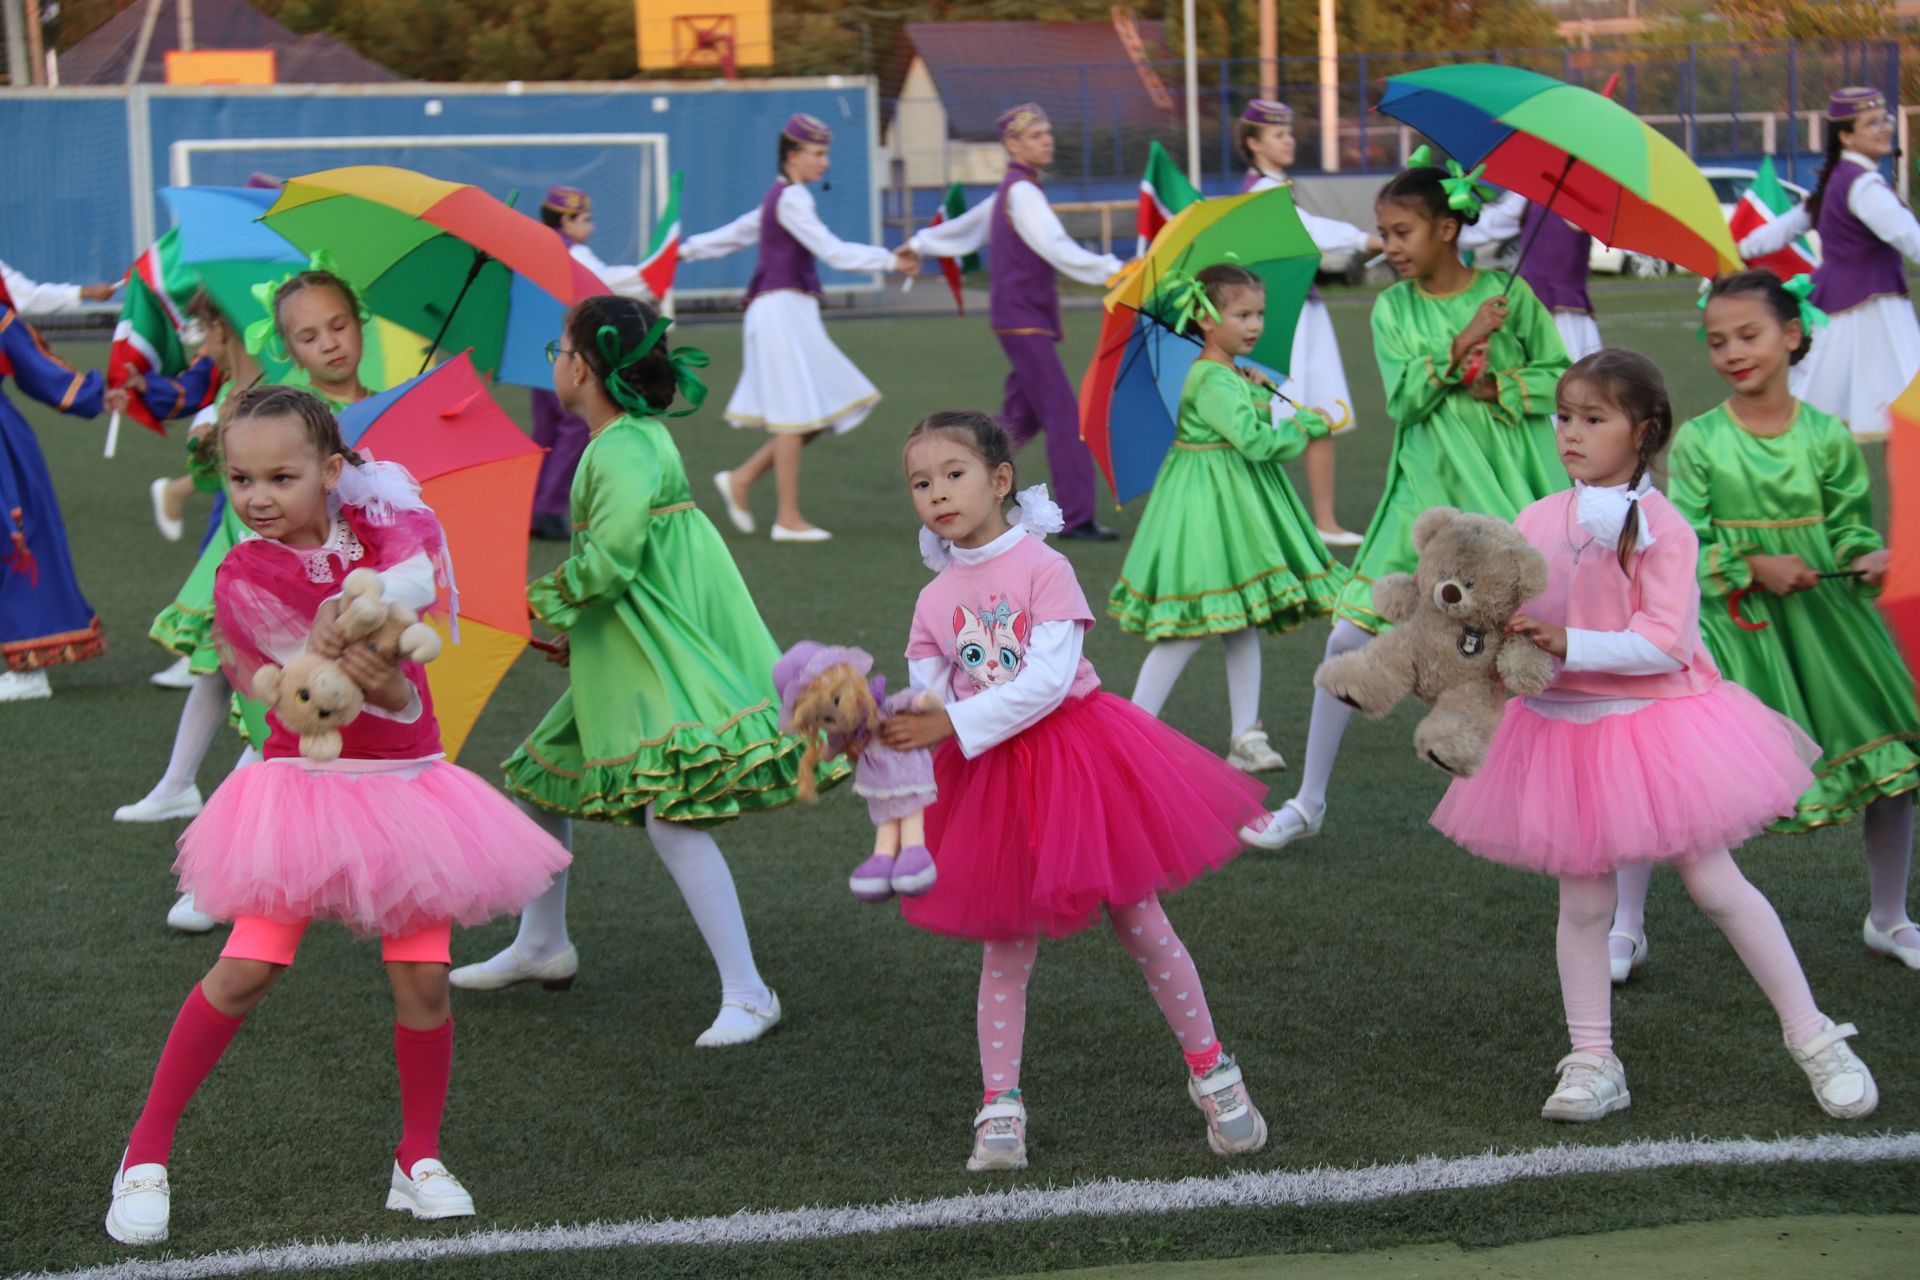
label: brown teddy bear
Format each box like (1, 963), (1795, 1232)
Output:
(1314, 506), (1555, 777)
(251, 569), (442, 762)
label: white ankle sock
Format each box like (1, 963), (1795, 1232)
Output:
(146, 674), (228, 800)
(1864, 794), (1918, 944)
(1130, 639), (1202, 718)
(1222, 629), (1262, 740)
(645, 805), (772, 1029)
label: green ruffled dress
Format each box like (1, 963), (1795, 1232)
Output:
(1109, 359), (1349, 639)
(1335, 270), (1570, 632)
(503, 413), (844, 827)
(1669, 399), (1920, 831)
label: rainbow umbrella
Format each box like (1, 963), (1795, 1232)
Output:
(336, 352), (541, 761)
(262, 165), (607, 388)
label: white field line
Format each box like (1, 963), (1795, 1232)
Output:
(21, 1131), (1919, 1280)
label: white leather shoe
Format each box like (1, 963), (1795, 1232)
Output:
(150, 656), (196, 689)
(712, 471), (754, 534)
(104, 1151), (170, 1244)
(166, 893), (218, 934)
(1225, 726), (1287, 774)
(151, 477), (184, 542)
(1239, 797), (1323, 849)
(114, 785), (203, 823)
(770, 523), (832, 543)
(448, 943), (578, 992)
(1788, 1020), (1878, 1119)
(1316, 526), (1364, 548)
(694, 989), (782, 1047)
(386, 1158), (475, 1220)
(1863, 916), (1920, 970)
(1540, 1052), (1631, 1122)
(1608, 929), (1648, 986)
(0, 670), (51, 701)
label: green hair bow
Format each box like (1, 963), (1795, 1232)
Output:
(243, 248), (363, 362)
(1406, 145), (1493, 218)
(594, 317), (710, 419)
(1152, 267), (1221, 334)
(1781, 273), (1830, 332)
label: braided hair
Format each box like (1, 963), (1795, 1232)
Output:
(1559, 349), (1674, 573)
(218, 383), (365, 468)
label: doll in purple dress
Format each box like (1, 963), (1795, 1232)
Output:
(775, 641), (940, 902)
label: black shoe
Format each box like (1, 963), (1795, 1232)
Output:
(530, 513), (571, 541)
(1059, 522), (1118, 542)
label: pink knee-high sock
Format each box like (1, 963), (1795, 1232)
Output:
(393, 1019), (454, 1173)
(125, 984), (245, 1168)
(1677, 848), (1827, 1047)
(1557, 874), (1617, 1057)
(977, 939), (1035, 1103)
(1110, 897), (1221, 1074)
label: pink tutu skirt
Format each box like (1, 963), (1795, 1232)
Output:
(175, 758), (573, 939)
(902, 692), (1268, 941)
(1431, 681), (1819, 876)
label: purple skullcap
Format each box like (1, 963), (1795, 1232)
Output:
(245, 171), (283, 190)
(997, 102), (1050, 139)
(1239, 99), (1293, 127)
(1828, 86), (1886, 121)
(543, 185), (590, 215)
(782, 113), (833, 145)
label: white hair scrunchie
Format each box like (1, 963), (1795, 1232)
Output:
(919, 483), (1065, 572)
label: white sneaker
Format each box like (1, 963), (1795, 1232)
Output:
(166, 893), (217, 934)
(712, 471), (755, 534)
(0, 670), (52, 701)
(385, 1158), (475, 1220)
(1540, 1051), (1630, 1122)
(448, 943), (578, 992)
(695, 989), (782, 1047)
(104, 1151), (170, 1244)
(770, 523), (832, 543)
(1787, 1020), (1879, 1119)
(1863, 916), (1920, 970)
(1187, 1055), (1269, 1155)
(1239, 797), (1323, 850)
(967, 1090), (1028, 1172)
(1225, 726), (1287, 774)
(150, 477), (184, 542)
(114, 785), (203, 823)
(1608, 929), (1648, 986)
(149, 656), (196, 689)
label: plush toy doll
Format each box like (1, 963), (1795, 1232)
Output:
(774, 641), (941, 902)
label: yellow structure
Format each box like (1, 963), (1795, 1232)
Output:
(163, 49), (277, 85)
(634, 0), (772, 73)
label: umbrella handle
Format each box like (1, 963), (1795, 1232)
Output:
(419, 249), (492, 375)
(528, 635), (563, 654)
(1728, 586), (1770, 631)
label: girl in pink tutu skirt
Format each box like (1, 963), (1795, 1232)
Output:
(879, 410), (1272, 1172)
(1431, 349), (1879, 1125)
(102, 386), (571, 1246)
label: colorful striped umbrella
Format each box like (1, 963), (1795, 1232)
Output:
(336, 352), (542, 761)
(1376, 64), (1741, 278)
(262, 165), (607, 388)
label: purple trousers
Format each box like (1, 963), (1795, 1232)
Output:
(996, 331), (1098, 529)
(530, 389), (590, 518)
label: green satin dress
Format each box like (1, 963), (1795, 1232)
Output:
(1334, 270), (1570, 632)
(1668, 399), (1920, 831)
(1109, 359), (1348, 640)
(502, 414), (844, 827)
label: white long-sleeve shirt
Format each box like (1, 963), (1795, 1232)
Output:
(1, 259), (87, 313)
(908, 182), (1124, 287)
(1738, 151), (1920, 264)
(679, 182), (896, 275)
(570, 242), (652, 303)
(1457, 190), (1529, 253)
(1243, 170), (1374, 255)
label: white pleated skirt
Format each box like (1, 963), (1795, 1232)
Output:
(1789, 293), (1920, 442)
(722, 290), (879, 435)
(1552, 311), (1603, 363)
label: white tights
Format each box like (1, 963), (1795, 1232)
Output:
(1263, 619), (1370, 829)
(1129, 629), (1264, 739)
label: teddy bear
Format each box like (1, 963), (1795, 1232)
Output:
(251, 569), (442, 762)
(1314, 506), (1555, 777)
(773, 641), (942, 903)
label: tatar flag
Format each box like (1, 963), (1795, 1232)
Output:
(1731, 155), (1820, 280)
(1137, 140), (1201, 254)
(930, 181), (975, 314)
(638, 171), (683, 299)
(110, 228), (204, 435)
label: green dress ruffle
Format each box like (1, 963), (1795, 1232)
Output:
(1335, 271), (1570, 632)
(1109, 359), (1349, 639)
(502, 414), (844, 827)
(1669, 399), (1920, 831)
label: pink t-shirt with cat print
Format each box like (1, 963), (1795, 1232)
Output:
(907, 532), (1100, 704)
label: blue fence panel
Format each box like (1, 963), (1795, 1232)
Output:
(2, 94), (133, 287)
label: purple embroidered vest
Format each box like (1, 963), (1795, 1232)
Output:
(1812, 161), (1909, 314)
(1240, 170), (1321, 301)
(1517, 203), (1593, 316)
(745, 180), (822, 305)
(989, 163), (1064, 339)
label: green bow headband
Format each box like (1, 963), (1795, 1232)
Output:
(244, 248), (367, 363)
(1695, 273), (1828, 340)
(594, 317), (710, 419)
(1153, 267), (1221, 334)
(1406, 146), (1493, 218)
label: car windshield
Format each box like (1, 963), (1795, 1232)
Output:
(1710, 175), (1746, 203)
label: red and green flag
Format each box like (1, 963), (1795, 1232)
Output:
(110, 228), (201, 434)
(638, 171), (683, 299)
(929, 181), (977, 314)
(1731, 155), (1819, 280)
(1137, 140), (1201, 254)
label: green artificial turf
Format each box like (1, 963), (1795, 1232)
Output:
(2, 279), (1915, 1278)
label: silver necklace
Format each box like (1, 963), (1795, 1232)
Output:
(1564, 492), (1598, 565)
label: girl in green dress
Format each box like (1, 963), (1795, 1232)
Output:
(1610, 270), (1919, 977)
(1245, 162), (1570, 849)
(1111, 263), (1347, 773)
(451, 295), (843, 1046)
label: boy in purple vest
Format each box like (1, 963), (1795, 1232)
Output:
(908, 103), (1125, 540)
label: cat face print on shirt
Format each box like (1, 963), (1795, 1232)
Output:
(953, 598), (1030, 690)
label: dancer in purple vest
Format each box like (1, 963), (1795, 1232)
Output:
(682, 114), (918, 543)
(1234, 99), (1379, 547)
(907, 103), (1125, 540)
(1738, 86), (1920, 441)
(1460, 191), (1601, 362)
(528, 185), (652, 540)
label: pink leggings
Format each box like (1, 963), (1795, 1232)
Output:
(221, 916), (453, 966)
(1559, 847), (1826, 1056)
